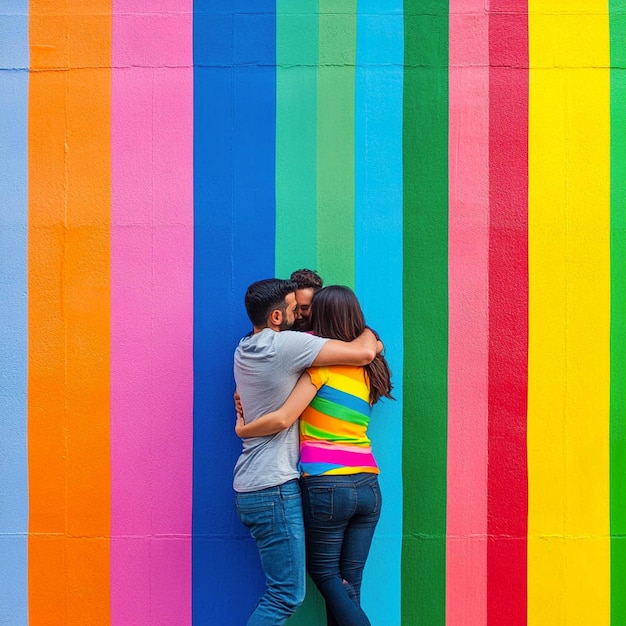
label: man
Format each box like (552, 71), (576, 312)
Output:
(233, 278), (378, 625)
(232, 268), (322, 409)
(290, 268), (323, 331)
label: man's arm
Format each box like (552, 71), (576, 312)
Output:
(311, 327), (379, 367)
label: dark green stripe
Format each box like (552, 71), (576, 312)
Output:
(610, 4), (626, 625)
(402, 2), (449, 624)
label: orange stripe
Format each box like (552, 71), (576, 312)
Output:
(28, 2), (111, 623)
(301, 406), (368, 441)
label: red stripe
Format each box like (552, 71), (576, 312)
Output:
(488, 4), (529, 625)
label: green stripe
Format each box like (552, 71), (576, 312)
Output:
(301, 422), (368, 444)
(610, 4), (626, 625)
(316, 0), (356, 286)
(275, 0), (319, 277)
(402, 2), (449, 624)
(309, 396), (369, 425)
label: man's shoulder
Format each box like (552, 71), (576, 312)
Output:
(275, 329), (316, 342)
(235, 328), (326, 357)
(276, 330), (328, 350)
(234, 328), (273, 358)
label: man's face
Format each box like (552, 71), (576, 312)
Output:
(293, 288), (315, 331)
(279, 292), (298, 331)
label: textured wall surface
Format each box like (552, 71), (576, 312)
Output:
(0, 1), (624, 625)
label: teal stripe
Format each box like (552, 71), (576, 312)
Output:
(610, 3), (626, 625)
(402, 1), (449, 624)
(316, 0), (356, 286)
(275, 0), (319, 276)
(288, 4), (358, 622)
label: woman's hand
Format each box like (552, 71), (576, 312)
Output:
(235, 413), (246, 437)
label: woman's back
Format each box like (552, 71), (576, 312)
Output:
(299, 364), (379, 477)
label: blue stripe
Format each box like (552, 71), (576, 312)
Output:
(192, 3), (277, 623)
(316, 383), (372, 416)
(355, 2), (404, 624)
(301, 462), (344, 475)
(0, 3), (28, 625)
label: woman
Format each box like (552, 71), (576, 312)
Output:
(236, 285), (393, 626)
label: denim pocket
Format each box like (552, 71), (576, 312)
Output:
(368, 480), (382, 515)
(236, 499), (275, 539)
(305, 487), (334, 522)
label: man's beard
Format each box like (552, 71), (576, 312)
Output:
(291, 318), (310, 332)
(279, 317), (294, 331)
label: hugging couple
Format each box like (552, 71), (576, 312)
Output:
(233, 271), (393, 626)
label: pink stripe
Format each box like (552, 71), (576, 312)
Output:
(447, 2), (489, 624)
(302, 440), (373, 453)
(111, 4), (193, 625)
(300, 445), (377, 467)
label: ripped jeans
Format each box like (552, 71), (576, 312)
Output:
(301, 473), (381, 626)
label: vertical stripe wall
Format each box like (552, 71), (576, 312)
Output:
(446, 1), (488, 624)
(193, 2), (277, 623)
(610, 3), (626, 626)
(0, 2), (28, 625)
(0, 3), (624, 625)
(111, 3), (193, 625)
(29, 2), (111, 623)
(529, 3), (611, 625)
(275, 0), (319, 272)
(488, 3), (528, 625)
(402, 2), (449, 624)
(354, 3), (404, 625)
(315, 0), (356, 287)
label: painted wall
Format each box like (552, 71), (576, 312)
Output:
(0, 1), (624, 625)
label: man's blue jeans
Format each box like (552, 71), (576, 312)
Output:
(235, 479), (306, 625)
(301, 473), (382, 626)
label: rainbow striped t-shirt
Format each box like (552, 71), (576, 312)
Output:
(299, 365), (379, 476)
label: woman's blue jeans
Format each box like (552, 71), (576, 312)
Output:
(235, 479), (306, 625)
(301, 473), (382, 626)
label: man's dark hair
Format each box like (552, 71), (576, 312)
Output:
(290, 268), (323, 291)
(244, 278), (299, 328)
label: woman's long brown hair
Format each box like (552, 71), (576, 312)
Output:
(309, 286), (393, 404)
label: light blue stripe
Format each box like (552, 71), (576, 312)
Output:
(0, 3), (29, 625)
(355, 2), (404, 624)
(316, 384), (372, 416)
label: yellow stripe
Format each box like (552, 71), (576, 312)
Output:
(317, 366), (370, 402)
(528, 3), (610, 624)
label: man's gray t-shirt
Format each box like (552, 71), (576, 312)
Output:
(233, 328), (328, 493)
